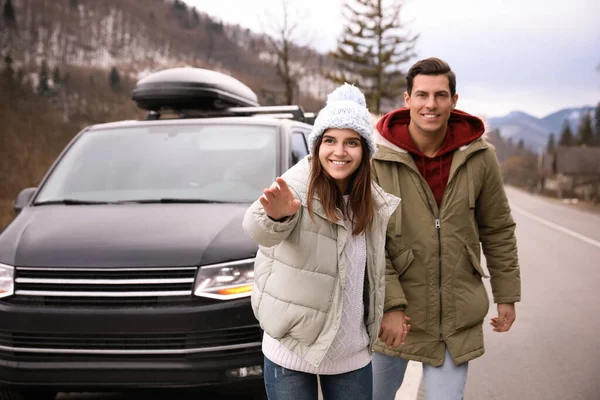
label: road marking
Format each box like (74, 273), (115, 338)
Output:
(395, 360), (423, 400)
(511, 204), (600, 250)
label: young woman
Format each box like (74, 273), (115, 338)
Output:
(243, 83), (404, 400)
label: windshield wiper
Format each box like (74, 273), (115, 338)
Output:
(34, 199), (111, 205)
(34, 198), (228, 206)
(123, 198), (226, 204)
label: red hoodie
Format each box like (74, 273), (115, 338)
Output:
(377, 108), (485, 206)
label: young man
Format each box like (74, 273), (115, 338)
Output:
(371, 57), (521, 400)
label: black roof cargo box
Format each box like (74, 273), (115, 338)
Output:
(132, 67), (259, 111)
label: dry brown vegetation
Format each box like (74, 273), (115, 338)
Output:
(0, 64), (142, 229)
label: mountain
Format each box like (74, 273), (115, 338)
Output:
(487, 106), (595, 151)
(540, 107), (595, 134)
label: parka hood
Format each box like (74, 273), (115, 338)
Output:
(376, 107), (485, 157)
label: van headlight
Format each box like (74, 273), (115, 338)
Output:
(0, 263), (15, 299)
(193, 259), (254, 300)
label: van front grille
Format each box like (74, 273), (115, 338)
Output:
(0, 325), (263, 356)
(4, 266), (213, 307)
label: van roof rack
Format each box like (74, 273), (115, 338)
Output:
(146, 105), (314, 124)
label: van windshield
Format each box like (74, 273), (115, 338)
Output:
(35, 123), (278, 204)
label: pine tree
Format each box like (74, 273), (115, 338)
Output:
(2, 0), (18, 58)
(191, 7), (199, 28)
(52, 66), (61, 86)
(594, 102), (600, 146)
(2, 55), (13, 80)
(37, 60), (50, 96)
(109, 66), (121, 91)
(2, 0), (16, 26)
(173, 0), (187, 12)
(328, 0), (418, 114)
(577, 111), (594, 146)
(546, 132), (555, 154)
(558, 119), (574, 146)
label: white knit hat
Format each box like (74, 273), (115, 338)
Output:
(308, 83), (375, 157)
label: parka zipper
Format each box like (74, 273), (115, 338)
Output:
(436, 218), (443, 342)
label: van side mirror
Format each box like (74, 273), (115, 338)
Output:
(13, 187), (37, 214)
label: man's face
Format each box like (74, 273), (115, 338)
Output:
(404, 74), (458, 137)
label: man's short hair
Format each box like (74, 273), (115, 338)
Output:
(406, 58), (456, 97)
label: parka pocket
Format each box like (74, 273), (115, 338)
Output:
(391, 247), (428, 333)
(453, 245), (490, 331)
(391, 247), (415, 276)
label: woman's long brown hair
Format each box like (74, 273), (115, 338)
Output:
(306, 135), (374, 235)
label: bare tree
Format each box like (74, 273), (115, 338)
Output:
(262, 0), (312, 105)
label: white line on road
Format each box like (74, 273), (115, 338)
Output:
(511, 204), (600, 250)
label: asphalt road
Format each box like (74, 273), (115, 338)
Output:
(463, 187), (600, 400)
(40, 187), (600, 399)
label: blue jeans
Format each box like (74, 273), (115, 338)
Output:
(263, 356), (373, 400)
(372, 348), (468, 400)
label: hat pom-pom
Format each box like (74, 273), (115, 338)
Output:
(326, 83), (367, 108)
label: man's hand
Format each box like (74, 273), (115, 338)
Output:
(259, 177), (301, 221)
(490, 303), (516, 332)
(378, 310), (411, 348)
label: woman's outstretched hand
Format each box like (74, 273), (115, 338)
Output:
(259, 177), (301, 221)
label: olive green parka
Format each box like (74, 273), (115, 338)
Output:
(371, 136), (521, 366)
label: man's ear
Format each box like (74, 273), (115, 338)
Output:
(452, 93), (459, 108)
(403, 91), (410, 106)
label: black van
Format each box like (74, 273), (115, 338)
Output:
(0, 68), (315, 400)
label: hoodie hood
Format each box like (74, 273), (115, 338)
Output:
(376, 107), (485, 157)
(375, 108), (485, 207)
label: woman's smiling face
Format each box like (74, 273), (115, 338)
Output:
(318, 128), (363, 193)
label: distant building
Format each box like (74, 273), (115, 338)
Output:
(539, 146), (600, 201)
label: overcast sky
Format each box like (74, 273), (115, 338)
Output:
(184, 0), (599, 119)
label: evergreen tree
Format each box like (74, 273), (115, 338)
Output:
(558, 119), (574, 146)
(594, 102), (600, 145)
(172, 0), (187, 11)
(52, 66), (61, 86)
(191, 7), (200, 27)
(577, 111), (594, 146)
(328, 0), (418, 114)
(2, 0), (16, 26)
(2, 54), (13, 81)
(546, 132), (555, 154)
(37, 60), (50, 96)
(109, 66), (121, 91)
(2, 0), (18, 57)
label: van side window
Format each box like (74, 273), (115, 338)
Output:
(291, 132), (309, 167)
